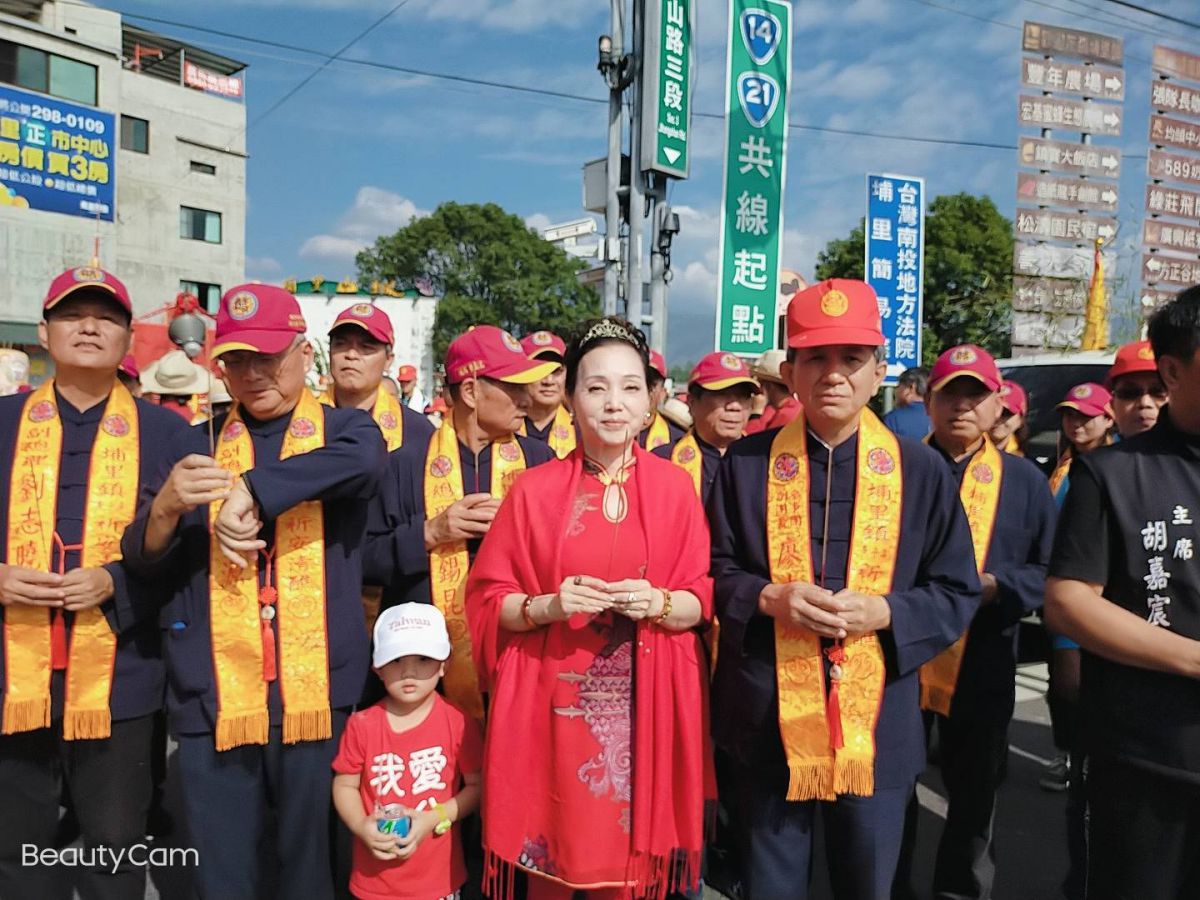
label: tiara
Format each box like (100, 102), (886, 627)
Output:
(582, 319), (637, 345)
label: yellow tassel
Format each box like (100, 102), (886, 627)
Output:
(62, 708), (111, 741)
(833, 758), (876, 797)
(215, 711), (270, 751)
(1, 697), (51, 734)
(785, 761), (835, 802)
(283, 707), (332, 744)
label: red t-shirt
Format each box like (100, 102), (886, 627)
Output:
(332, 695), (483, 900)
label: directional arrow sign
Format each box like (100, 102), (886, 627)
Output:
(1018, 95), (1122, 136)
(1023, 21), (1123, 65)
(641, 0), (694, 178)
(1013, 276), (1089, 314)
(1144, 219), (1200, 254)
(1148, 148), (1200, 187)
(1018, 137), (1121, 177)
(1012, 310), (1085, 350)
(1150, 79), (1200, 122)
(1145, 183), (1200, 219)
(1015, 242), (1114, 278)
(1153, 45), (1200, 84)
(1150, 114), (1200, 152)
(1015, 208), (1118, 245)
(1140, 288), (1178, 314)
(1143, 252), (1200, 287)
(1021, 57), (1125, 101)
(1016, 173), (1119, 212)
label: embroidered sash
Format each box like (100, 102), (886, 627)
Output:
(670, 432), (703, 497)
(209, 390), (331, 751)
(3, 381), (137, 739)
(645, 413), (671, 450)
(319, 387), (404, 451)
(425, 421), (526, 720)
(518, 406), (576, 459)
(919, 437), (1002, 716)
(1049, 452), (1072, 496)
(768, 408), (899, 801)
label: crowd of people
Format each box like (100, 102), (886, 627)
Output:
(0, 263), (1196, 900)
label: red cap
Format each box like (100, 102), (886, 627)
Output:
(330, 302), (394, 346)
(1107, 340), (1157, 385)
(444, 325), (558, 385)
(930, 344), (1002, 393)
(1057, 382), (1113, 418)
(689, 351), (761, 393)
(521, 330), (566, 361)
(212, 284), (308, 358)
(786, 279), (884, 348)
(649, 350), (667, 378)
(428, 396), (448, 414)
(397, 364), (417, 382)
(44, 266), (131, 316)
(998, 381), (1028, 417)
(118, 353), (140, 380)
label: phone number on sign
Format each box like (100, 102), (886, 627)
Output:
(27, 105), (107, 134)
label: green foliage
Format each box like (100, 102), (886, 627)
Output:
(812, 194), (1015, 364)
(356, 202), (601, 361)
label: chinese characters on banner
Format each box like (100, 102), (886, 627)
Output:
(865, 174), (924, 385)
(1143, 45), (1200, 315)
(184, 62), (244, 99)
(715, 0), (791, 355)
(1013, 22), (1123, 351)
(0, 86), (115, 221)
(640, 0), (693, 178)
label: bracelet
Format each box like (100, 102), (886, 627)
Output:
(432, 801), (453, 836)
(652, 588), (672, 625)
(521, 595), (538, 629)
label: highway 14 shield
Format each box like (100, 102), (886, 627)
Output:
(741, 8), (781, 64)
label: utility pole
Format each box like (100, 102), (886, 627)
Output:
(599, 0), (625, 316)
(626, 1), (645, 331)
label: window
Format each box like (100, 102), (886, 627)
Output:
(179, 207), (221, 243)
(189, 160), (216, 175)
(0, 41), (97, 105)
(180, 281), (221, 313)
(120, 116), (149, 153)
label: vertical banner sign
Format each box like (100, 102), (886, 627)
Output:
(866, 174), (925, 385)
(715, 0), (792, 355)
(641, 0), (694, 178)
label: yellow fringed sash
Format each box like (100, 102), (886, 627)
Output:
(519, 406), (576, 459)
(644, 413), (671, 450)
(919, 437), (1002, 716)
(209, 391), (331, 751)
(425, 421), (525, 720)
(768, 409), (899, 801)
(319, 387), (404, 452)
(3, 381), (137, 739)
(670, 432), (703, 497)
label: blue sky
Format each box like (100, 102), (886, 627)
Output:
(99, 0), (1200, 365)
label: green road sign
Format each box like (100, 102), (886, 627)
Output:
(715, 0), (792, 355)
(641, 0), (694, 178)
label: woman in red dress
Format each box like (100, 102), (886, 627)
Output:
(467, 317), (714, 899)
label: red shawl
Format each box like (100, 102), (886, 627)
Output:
(466, 445), (715, 897)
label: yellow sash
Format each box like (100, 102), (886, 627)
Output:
(209, 391), (331, 751)
(425, 420), (526, 720)
(670, 432), (703, 497)
(768, 408), (899, 801)
(1000, 434), (1023, 457)
(319, 387), (404, 451)
(918, 438), (1003, 716)
(3, 382), (137, 739)
(644, 413), (672, 450)
(518, 406), (576, 460)
(1049, 452), (1072, 496)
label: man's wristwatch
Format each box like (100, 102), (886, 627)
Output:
(432, 802), (453, 836)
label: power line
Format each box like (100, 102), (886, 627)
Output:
(1096, 0), (1200, 31)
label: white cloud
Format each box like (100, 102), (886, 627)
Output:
(245, 256), (282, 277)
(298, 187), (428, 267)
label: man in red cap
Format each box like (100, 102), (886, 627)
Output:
(361, 325), (556, 722)
(707, 278), (980, 899)
(897, 344), (1056, 900)
(1108, 339), (1167, 439)
(122, 283), (387, 899)
(0, 266), (188, 899)
(654, 351), (758, 503)
(640, 348), (685, 450)
(396, 363), (426, 411)
(989, 381), (1028, 456)
(117, 353), (142, 397)
(518, 329), (576, 458)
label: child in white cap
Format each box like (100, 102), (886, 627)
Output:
(332, 604), (482, 899)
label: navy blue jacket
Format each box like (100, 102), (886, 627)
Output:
(883, 402), (931, 440)
(707, 426), (981, 789)
(362, 432), (554, 609)
(0, 390), (187, 723)
(120, 404), (386, 735)
(929, 438), (1057, 722)
(652, 431), (723, 506)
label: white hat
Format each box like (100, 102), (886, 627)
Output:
(751, 349), (788, 386)
(142, 350), (209, 396)
(372, 603), (451, 668)
(207, 377), (232, 405)
(659, 396), (693, 430)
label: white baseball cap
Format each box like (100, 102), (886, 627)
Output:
(372, 603), (452, 668)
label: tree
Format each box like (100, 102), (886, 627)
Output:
(356, 202), (601, 361)
(813, 193), (1014, 364)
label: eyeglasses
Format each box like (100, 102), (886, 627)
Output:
(221, 339), (303, 374)
(1113, 385), (1167, 401)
